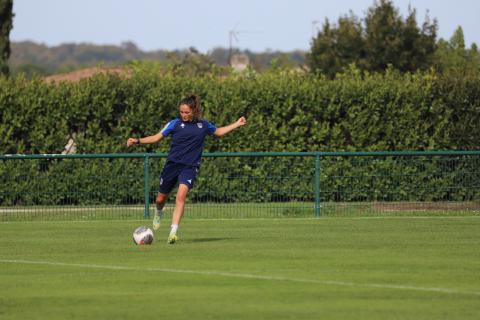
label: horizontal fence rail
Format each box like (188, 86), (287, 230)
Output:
(1, 151), (479, 221)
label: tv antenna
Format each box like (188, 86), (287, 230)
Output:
(228, 23), (260, 65)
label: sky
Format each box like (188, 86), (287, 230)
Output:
(10, 0), (480, 53)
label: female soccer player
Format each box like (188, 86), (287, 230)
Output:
(127, 95), (247, 244)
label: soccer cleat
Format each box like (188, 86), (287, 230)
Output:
(167, 234), (178, 244)
(152, 214), (161, 231)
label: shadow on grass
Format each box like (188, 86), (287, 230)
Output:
(186, 237), (237, 243)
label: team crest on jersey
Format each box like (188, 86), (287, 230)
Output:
(197, 123), (203, 128)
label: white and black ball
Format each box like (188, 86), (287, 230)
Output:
(133, 226), (154, 245)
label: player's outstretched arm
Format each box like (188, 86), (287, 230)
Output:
(214, 116), (247, 137)
(127, 132), (164, 147)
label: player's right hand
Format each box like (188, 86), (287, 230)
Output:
(236, 116), (247, 127)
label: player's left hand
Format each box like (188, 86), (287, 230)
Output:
(126, 138), (138, 147)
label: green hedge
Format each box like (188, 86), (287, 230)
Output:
(1, 67), (479, 155)
(1, 67), (479, 205)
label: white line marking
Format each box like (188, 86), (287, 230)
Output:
(1, 259), (479, 297)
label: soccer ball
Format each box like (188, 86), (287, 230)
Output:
(133, 226), (154, 245)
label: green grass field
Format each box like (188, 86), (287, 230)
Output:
(1, 216), (480, 320)
(2, 201), (479, 221)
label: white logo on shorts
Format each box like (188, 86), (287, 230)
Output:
(160, 178), (163, 185)
(187, 179), (192, 184)
(197, 123), (203, 128)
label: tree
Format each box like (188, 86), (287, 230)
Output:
(364, 0), (437, 72)
(395, 8), (437, 71)
(450, 26), (466, 50)
(363, 0), (403, 71)
(434, 26), (480, 74)
(307, 19), (338, 76)
(307, 0), (437, 76)
(11, 63), (48, 78)
(165, 47), (217, 76)
(0, 0), (13, 76)
(307, 14), (365, 78)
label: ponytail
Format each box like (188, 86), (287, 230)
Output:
(179, 94), (202, 121)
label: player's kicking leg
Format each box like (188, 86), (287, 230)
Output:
(168, 183), (189, 244)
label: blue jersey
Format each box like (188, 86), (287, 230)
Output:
(160, 118), (217, 166)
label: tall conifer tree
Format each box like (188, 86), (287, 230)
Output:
(0, 0), (14, 76)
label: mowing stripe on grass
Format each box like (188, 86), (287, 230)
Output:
(2, 259), (479, 297)
(1, 216), (479, 225)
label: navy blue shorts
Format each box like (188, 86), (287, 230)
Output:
(158, 161), (199, 194)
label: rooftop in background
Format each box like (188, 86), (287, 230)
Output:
(43, 67), (130, 83)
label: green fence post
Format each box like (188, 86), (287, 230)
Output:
(143, 155), (150, 218)
(315, 154), (321, 217)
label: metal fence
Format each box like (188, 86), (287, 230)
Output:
(1, 151), (479, 221)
